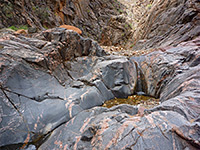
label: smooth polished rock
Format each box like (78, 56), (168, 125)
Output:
(0, 28), (136, 149)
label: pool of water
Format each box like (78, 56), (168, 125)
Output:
(102, 95), (159, 108)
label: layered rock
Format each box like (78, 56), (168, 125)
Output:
(133, 0), (200, 49)
(1, 27), (199, 149)
(39, 36), (200, 150)
(1, 0), (199, 50)
(0, 28), (137, 149)
(0, 0), (127, 42)
(99, 15), (133, 47)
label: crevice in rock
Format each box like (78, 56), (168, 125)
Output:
(118, 126), (135, 143)
(133, 61), (148, 96)
(145, 106), (189, 120)
(1, 88), (22, 115)
(1, 86), (64, 102)
(172, 126), (200, 149)
(129, 128), (148, 148)
(77, 79), (95, 87)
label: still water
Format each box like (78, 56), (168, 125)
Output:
(102, 95), (159, 108)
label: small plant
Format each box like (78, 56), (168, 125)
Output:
(128, 23), (133, 28)
(125, 24), (128, 28)
(43, 25), (49, 29)
(118, 9), (123, 13)
(5, 13), (13, 18)
(146, 4), (152, 9)
(32, 6), (37, 11)
(8, 25), (28, 31)
(130, 44), (135, 48)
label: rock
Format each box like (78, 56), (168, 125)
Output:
(28, 27), (37, 34)
(132, 0), (200, 50)
(46, 108), (200, 149)
(0, 0), (127, 43)
(59, 25), (82, 35)
(137, 106), (145, 116)
(14, 29), (27, 35)
(38, 36), (200, 149)
(0, 28), (137, 149)
(99, 15), (133, 47)
(0, 2), (200, 149)
(0, 28), (15, 38)
(0, 28), (15, 34)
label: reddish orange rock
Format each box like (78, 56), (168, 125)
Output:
(14, 29), (27, 35)
(59, 25), (82, 35)
(137, 106), (145, 117)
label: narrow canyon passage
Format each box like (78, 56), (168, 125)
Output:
(0, 0), (200, 149)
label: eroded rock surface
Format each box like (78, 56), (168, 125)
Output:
(0, 28), (137, 149)
(0, 0), (127, 42)
(133, 0), (200, 50)
(1, 28), (199, 149)
(38, 36), (200, 150)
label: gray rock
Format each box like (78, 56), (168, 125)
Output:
(39, 37), (200, 149)
(0, 26), (200, 150)
(0, 28), (136, 149)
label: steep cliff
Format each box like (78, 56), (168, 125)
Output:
(2, 0), (199, 49)
(132, 0), (200, 49)
(0, 0), (126, 42)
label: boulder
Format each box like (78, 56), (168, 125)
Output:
(14, 29), (27, 35)
(59, 25), (82, 35)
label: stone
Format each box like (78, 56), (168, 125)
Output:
(132, 0), (200, 50)
(28, 27), (37, 34)
(14, 29), (27, 35)
(0, 28), (137, 149)
(38, 36), (200, 149)
(59, 25), (82, 35)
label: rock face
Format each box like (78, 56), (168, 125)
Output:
(0, 1), (200, 148)
(99, 15), (133, 47)
(1, 0), (199, 49)
(0, 27), (200, 149)
(0, 0), (126, 42)
(133, 0), (200, 50)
